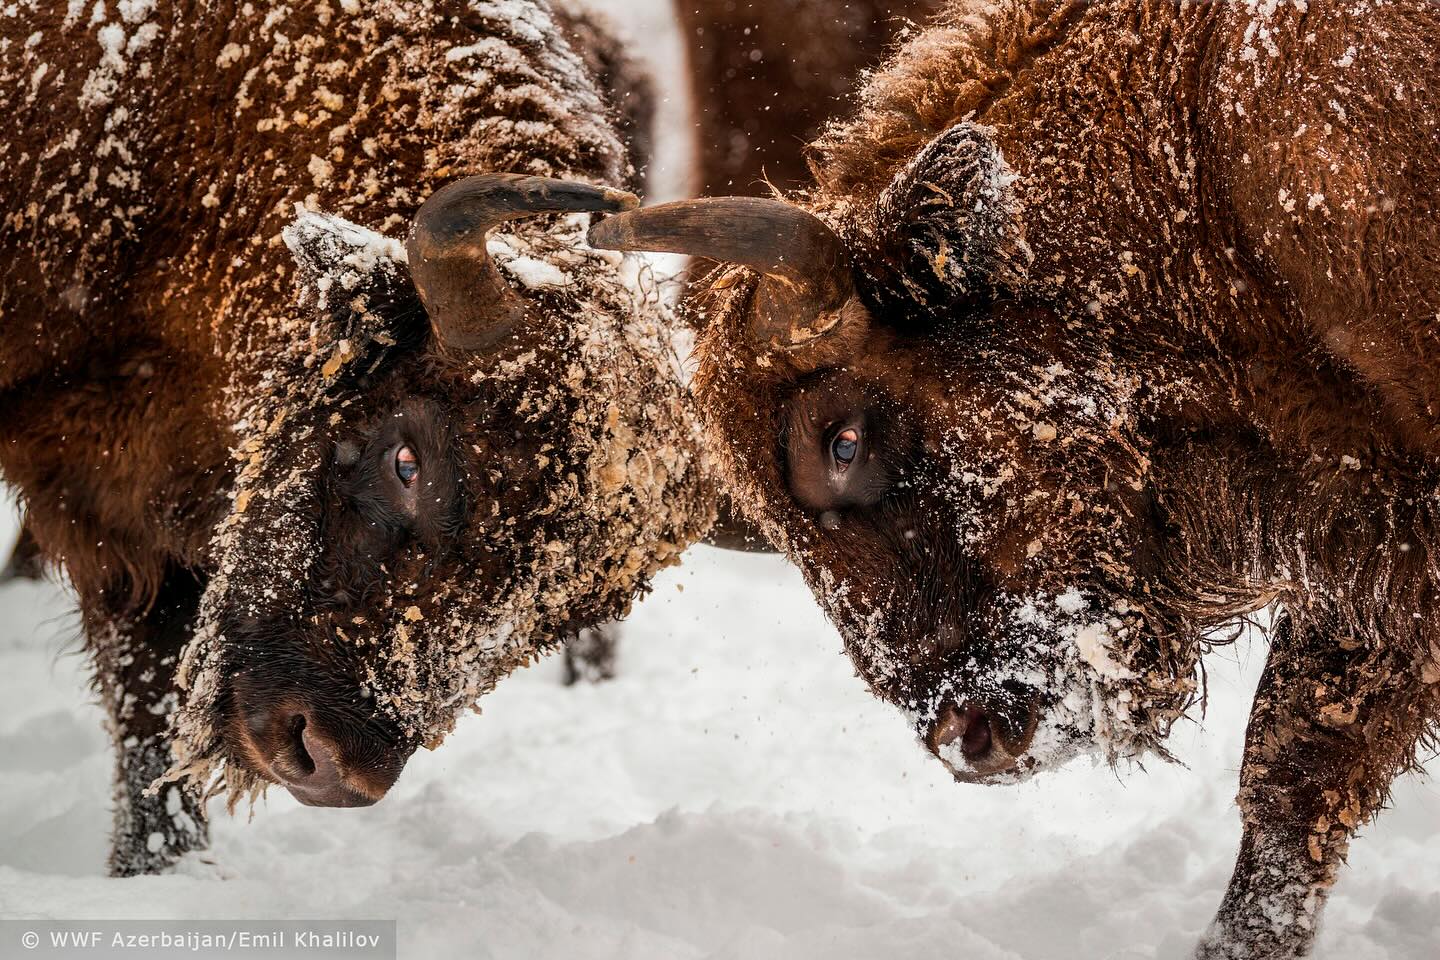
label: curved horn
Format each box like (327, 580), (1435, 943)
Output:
(407, 174), (638, 352)
(587, 197), (855, 345)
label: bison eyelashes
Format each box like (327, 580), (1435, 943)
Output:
(395, 445), (419, 487)
(783, 372), (900, 514)
(387, 441), (426, 520)
(787, 415), (894, 515)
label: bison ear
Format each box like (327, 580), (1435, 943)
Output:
(869, 123), (1032, 317)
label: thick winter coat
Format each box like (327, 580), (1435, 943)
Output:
(589, 2), (1440, 956)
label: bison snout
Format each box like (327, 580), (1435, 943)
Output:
(925, 699), (1040, 782)
(237, 699), (410, 808)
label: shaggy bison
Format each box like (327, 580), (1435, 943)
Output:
(592, 1), (1440, 956)
(0, 0), (711, 874)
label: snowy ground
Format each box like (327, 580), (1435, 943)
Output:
(3, 1), (1437, 956)
(3, 500), (1438, 959)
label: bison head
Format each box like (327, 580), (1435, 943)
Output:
(590, 126), (1200, 783)
(167, 175), (713, 807)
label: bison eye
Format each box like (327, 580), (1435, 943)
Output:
(831, 427), (860, 467)
(783, 374), (895, 513)
(394, 445), (419, 486)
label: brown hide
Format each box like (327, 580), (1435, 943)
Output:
(591, 3), (1440, 956)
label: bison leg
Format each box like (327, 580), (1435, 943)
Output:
(0, 518), (44, 582)
(1194, 613), (1426, 959)
(86, 571), (210, 876)
(562, 622), (619, 686)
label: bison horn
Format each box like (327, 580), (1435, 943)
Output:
(587, 197), (855, 346)
(407, 174), (638, 352)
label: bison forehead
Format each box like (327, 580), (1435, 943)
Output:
(164, 211), (713, 800)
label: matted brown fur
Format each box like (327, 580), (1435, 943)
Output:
(0, 0), (712, 874)
(676, 1), (1439, 956)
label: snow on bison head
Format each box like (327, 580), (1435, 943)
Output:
(167, 176), (713, 807)
(589, 126), (1197, 783)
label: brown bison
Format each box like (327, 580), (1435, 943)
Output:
(592, 1), (1440, 956)
(0, 0), (712, 875)
(4, 2), (939, 570)
(679, 0), (942, 196)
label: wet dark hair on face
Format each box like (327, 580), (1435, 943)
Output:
(316, 399), (468, 610)
(781, 370), (913, 516)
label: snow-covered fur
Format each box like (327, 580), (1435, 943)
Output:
(679, 2), (1440, 956)
(0, 0), (712, 875)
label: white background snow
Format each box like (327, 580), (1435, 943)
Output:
(2, 1), (1437, 957)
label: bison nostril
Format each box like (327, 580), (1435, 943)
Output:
(930, 703), (994, 761)
(961, 708), (992, 759)
(231, 688), (412, 808)
(287, 713), (317, 777)
(298, 723), (346, 788)
(250, 708), (318, 782)
(931, 703), (969, 749)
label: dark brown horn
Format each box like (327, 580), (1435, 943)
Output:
(407, 174), (638, 352)
(587, 197), (854, 345)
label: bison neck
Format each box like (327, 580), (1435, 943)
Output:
(2, 0), (635, 389)
(1149, 435), (1437, 674)
(818, 1), (1429, 461)
(813, 3), (1229, 329)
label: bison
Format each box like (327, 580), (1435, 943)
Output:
(590, 1), (1440, 956)
(2, 2), (940, 572)
(679, 0), (942, 196)
(0, 0), (712, 875)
